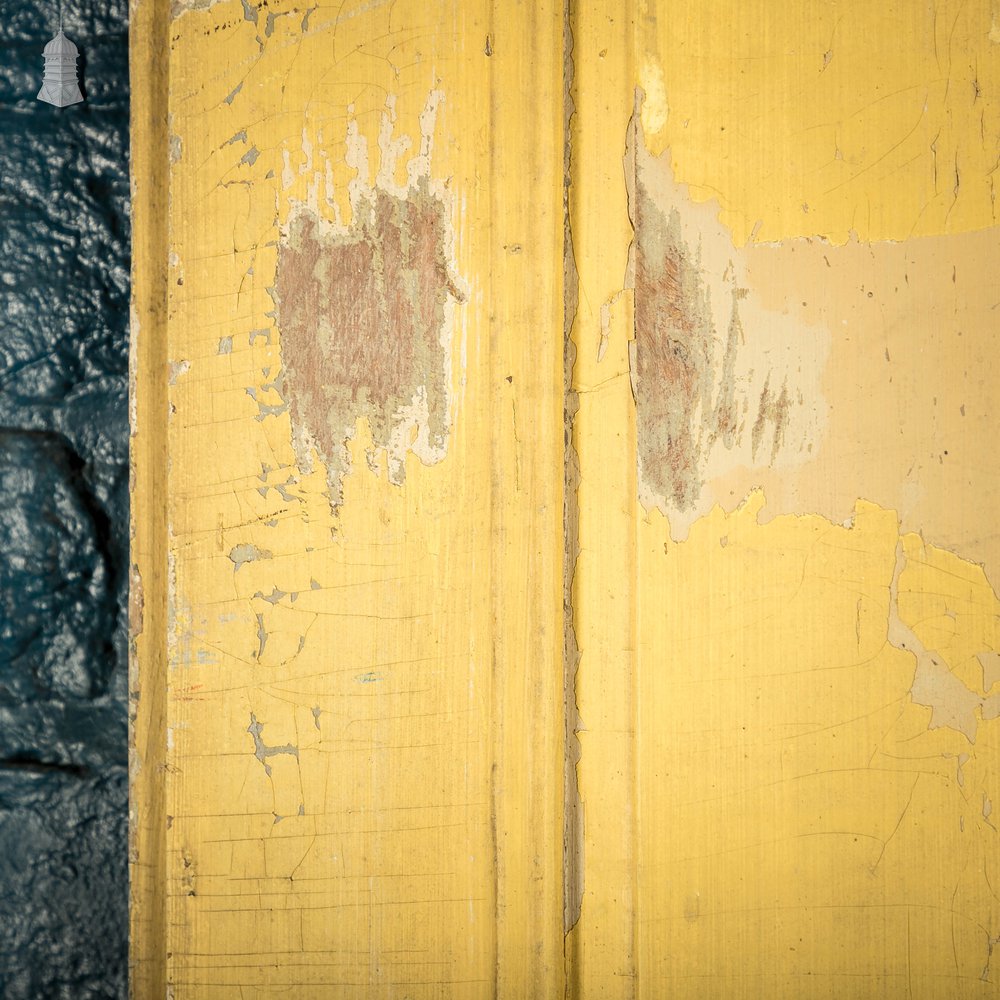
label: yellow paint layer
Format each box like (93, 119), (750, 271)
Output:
(639, 0), (1000, 244)
(637, 497), (1000, 997)
(631, 132), (1000, 593)
(132, 0), (567, 995)
(129, 0), (170, 990)
(569, 0), (1000, 996)
(134, 0), (1000, 995)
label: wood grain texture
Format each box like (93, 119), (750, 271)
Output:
(569, 2), (1000, 997)
(131, 1), (566, 995)
(129, 0), (170, 991)
(132, 1), (1000, 996)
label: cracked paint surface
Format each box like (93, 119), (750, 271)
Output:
(133, 0), (567, 993)
(628, 97), (1000, 593)
(568, 1), (1000, 996)
(637, 1), (1000, 244)
(889, 537), (1000, 743)
(627, 495), (1000, 993)
(135, 0), (1000, 995)
(246, 713), (298, 777)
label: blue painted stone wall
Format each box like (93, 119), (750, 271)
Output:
(0, 0), (130, 995)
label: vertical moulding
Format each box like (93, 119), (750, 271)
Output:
(563, 0), (641, 996)
(127, 0), (170, 993)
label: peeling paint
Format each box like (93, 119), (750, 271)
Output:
(254, 612), (267, 660)
(253, 587), (287, 605)
(954, 752), (970, 787)
(145, 0), (1000, 991)
(983, 934), (1000, 984)
(246, 714), (297, 777)
(170, 0), (221, 19)
(244, 384), (289, 422)
(228, 543), (272, 570)
(627, 90), (1000, 593)
(638, 54), (668, 138)
(274, 94), (465, 510)
(563, 8), (584, 936)
(888, 540), (1000, 742)
(750, 372), (791, 463)
(627, 96), (823, 532)
(128, 561), (145, 644)
(978, 651), (1000, 691)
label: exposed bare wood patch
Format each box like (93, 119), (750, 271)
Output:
(626, 95), (822, 533)
(632, 186), (751, 510)
(888, 540), (1000, 743)
(750, 372), (792, 463)
(274, 94), (463, 512)
(627, 88), (1000, 592)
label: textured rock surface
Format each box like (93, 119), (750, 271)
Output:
(0, 0), (129, 993)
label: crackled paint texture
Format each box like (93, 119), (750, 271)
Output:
(568, 1), (1000, 997)
(133, 0), (566, 995)
(635, 0), (1000, 245)
(135, 0), (1000, 997)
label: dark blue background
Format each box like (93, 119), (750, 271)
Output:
(0, 0), (130, 995)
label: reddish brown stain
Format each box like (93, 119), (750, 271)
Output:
(633, 177), (747, 511)
(751, 373), (792, 463)
(275, 180), (461, 508)
(630, 111), (791, 514)
(712, 288), (745, 450)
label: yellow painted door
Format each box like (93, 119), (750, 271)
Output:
(131, 1), (1000, 997)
